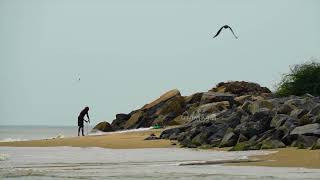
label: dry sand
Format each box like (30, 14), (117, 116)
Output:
(1, 129), (320, 169)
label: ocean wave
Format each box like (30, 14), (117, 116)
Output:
(89, 127), (152, 136)
(0, 169), (45, 178)
(52, 134), (65, 139)
(0, 138), (28, 142)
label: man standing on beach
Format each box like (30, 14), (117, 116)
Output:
(78, 106), (90, 136)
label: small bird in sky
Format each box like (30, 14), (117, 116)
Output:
(213, 25), (238, 39)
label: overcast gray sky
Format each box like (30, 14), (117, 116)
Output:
(1, 0), (319, 126)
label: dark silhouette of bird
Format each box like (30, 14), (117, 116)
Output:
(213, 25), (238, 39)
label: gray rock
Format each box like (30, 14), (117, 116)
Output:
(291, 135), (318, 149)
(286, 98), (318, 111)
(248, 100), (274, 114)
(184, 92), (203, 105)
(196, 101), (229, 114)
(311, 139), (320, 150)
(234, 110), (273, 138)
(310, 104), (320, 116)
(237, 134), (248, 143)
(219, 129), (238, 147)
(261, 139), (285, 149)
(191, 127), (215, 146)
(180, 139), (197, 148)
(93, 121), (114, 132)
(299, 114), (313, 126)
(160, 127), (182, 139)
(216, 110), (242, 128)
(200, 92), (236, 106)
(230, 141), (261, 151)
(270, 114), (292, 128)
(311, 115), (320, 124)
(276, 104), (294, 115)
(234, 95), (252, 105)
(144, 134), (160, 140)
(116, 113), (131, 121)
(290, 109), (309, 119)
(290, 123), (320, 136)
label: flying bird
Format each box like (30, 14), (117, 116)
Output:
(213, 25), (238, 39)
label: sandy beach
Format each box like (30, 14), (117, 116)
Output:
(0, 129), (175, 149)
(1, 129), (320, 169)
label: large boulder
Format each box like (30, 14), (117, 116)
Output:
(111, 113), (131, 130)
(210, 81), (271, 96)
(93, 121), (114, 132)
(309, 104), (320, 116)
(261, 138), (285, 149)
(142, 89), (181, 110)
(184, 92), (203, 105)
(311, 139), (320, 150)
(234, 110), (274, 138)
(200, 92), (236, 106)
(285, 97), (318, 111)
(191, 127), (216, 146)
(124, 111), (144, 129)
(290, 108), (309, 119)
(290, 123), (320, 137)
(219, 129), (238, 147)
(291, 135), (318, 149)
(276, 104), (295, 115)
(247, 100), (274, 114)
(196, 101), (229, 114)
(230, 141), (261, 151)
(151, 95), (186, 126)
(237, 134), (248, 143)
(234, 95), (253, 105)
(113, 89), (187, 129)
(270, 114), (296, 128)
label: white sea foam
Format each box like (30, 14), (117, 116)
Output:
(0, 147), (319, 179)
(0, 153), (10, 161)
(52, 134), (65, 139)
(89, 127), (152, 136)
(0, 138), (28, 142)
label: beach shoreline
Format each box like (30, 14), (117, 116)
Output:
(1, 129), (320, 169)
(0, 129), (175, 149)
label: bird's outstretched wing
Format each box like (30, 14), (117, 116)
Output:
(213, 26), (224, 38)
(227, 26), (238, 39)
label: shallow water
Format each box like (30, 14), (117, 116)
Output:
(0, 126), (152, 142)
(0, 126), (80, 142)
(1, 147), (320, 180)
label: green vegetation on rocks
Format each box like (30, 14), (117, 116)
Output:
(276, 61), (320, 97)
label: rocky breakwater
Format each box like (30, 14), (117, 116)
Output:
(160, 81), (320, 150)
(94, 89), (189, 132)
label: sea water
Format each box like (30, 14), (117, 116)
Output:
(1, 126), (320, 179)
(1, 147), (320, 179)
(0, 126), (81, 142)
(0, 126), (152, 142)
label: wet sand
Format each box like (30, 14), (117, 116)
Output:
(1, 130), (320, 169)
(234, 148), (320, 169)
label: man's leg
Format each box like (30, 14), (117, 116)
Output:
(78, 126), (81, 136)
(81, 126), (85, 136)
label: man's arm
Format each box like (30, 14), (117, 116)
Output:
(86, 113), (90, 123)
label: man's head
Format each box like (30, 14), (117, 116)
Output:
(85, 106), (89, 111)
